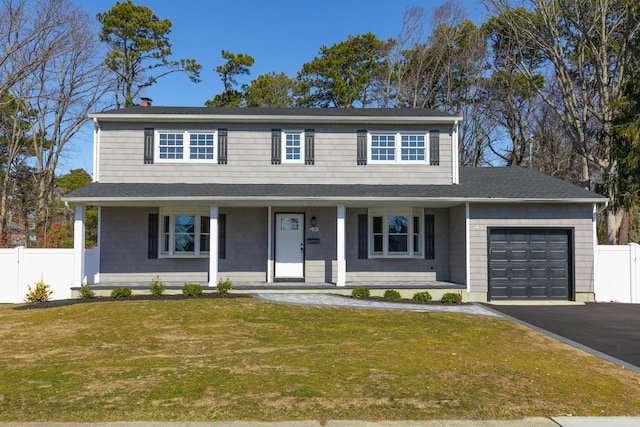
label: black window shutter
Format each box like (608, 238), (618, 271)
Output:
(271, 129), (281, 164)
(430, 130), (440, 166)
(218, 213), (226, 260)
(218, 129), (228, 164)
(304, 129), (315, 165)
(424, 214), (435, 260)
(358, 214), (368, 259)
(144, 128), (154, 164)
(357, 129), (367, 165)
(148, 213), (159, 259)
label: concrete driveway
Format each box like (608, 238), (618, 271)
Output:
(484, 303), (640, 371)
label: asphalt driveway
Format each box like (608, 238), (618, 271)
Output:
(485, 303), (640, 371)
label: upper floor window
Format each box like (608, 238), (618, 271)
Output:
(283, 131), (304, 163)
(156, 131), (216, 163)
(369, 132), (429, 164)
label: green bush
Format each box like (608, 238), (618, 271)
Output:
(441, 292), (462, 304)
(383, 289), (402, 301)
(79, 282), (95, 299)
(25, 278), (53, 303)
(111, 287), (132, 299)
(217, 278), (232, 294)
(149, 275), (165, 296)
(412, 291), (432, 302)
(351, 287), (370, 299)
(182, 283), (203, 297)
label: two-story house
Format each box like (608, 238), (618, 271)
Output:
(65, 107), (606, 301)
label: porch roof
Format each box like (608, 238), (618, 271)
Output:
(64, 167), (606, 207)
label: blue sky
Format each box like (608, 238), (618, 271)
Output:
(64, 0), (485, 175)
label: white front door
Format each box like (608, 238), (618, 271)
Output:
(275, 213), (304, 279)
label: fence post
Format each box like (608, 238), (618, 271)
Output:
(16, 246), (24, 303)
(631, 243), (639, 304)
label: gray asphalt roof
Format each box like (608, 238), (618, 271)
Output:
(65, 167), (606, 202)
(92, 106), (458, 118)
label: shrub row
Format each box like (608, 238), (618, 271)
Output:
(351, 287), (462, 304)
(74, 276), (235, 300)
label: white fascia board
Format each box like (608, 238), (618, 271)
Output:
(87, 113), (463, 125)
(62, 195), (606, 205)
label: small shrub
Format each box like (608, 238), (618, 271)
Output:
(25, 278), (53, 303)
(217, 278), (232, 294)
(182, 283), (203, 297)
(412, 291), (432, 302)
(351, 287), (370, 299)
(383, 289), (402, 301)
(441, 292), (462, 304)
(111, 287), (132, 299)
(149, 275), (165, 296)
(79, 282), (95, 299)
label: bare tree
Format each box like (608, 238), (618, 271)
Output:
(0, 0), (70, 103)
(10, 0), (110, 246)
(483, 0), (640, 243)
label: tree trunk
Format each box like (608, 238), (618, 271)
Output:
(618, 210), (630, 245)
(605, 209), (625, 245)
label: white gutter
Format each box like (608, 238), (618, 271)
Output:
(63, 195), (607, 205)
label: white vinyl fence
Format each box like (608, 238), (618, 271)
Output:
(0, 247), (98, 303)
(595, 243), (639, 303)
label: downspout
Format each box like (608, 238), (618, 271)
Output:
(93, 118), (100, 182)
(452, 120), (460, 184)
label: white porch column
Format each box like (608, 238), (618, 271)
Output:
(336, 205), (346, 287)
(267, 206), (273, 283)
(73, 203), (86, 287)
(208, 204), (219, 287)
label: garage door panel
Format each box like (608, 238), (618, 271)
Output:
(489, 249), (508, 262)
(530, 267), (547, 279)
(489, 229), (571, 301)
(529, 249), (548, 261)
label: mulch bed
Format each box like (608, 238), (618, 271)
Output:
(335, 295), (468, 305)
(15, 293), (466, 311)
(13, 293), (250, 310)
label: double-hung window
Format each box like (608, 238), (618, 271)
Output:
(160, 208), (210, 257)
(156, 131), (216, 162)
(369, 132), (428, 163)
(370, 208), (423, 257)
(283, 131), (304, 163)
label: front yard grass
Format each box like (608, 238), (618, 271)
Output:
(0, 298), (639, 422)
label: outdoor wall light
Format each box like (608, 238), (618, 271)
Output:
(310, 216), (318, 227)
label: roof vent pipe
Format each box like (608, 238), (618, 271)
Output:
(140, 97), (152, 107)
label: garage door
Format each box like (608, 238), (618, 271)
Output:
(488, 228), (572, 300)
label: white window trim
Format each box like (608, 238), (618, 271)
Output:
(368, 132), (430, 164)
(155, 130), (217, 163)
(159, 207), (211, 258)
(369, 207), (423, 258)
(282, 130), (305, 164)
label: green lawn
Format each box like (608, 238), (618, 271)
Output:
(0, 298), (639, 422)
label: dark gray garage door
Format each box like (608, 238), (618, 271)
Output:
(488, 228), (572, 300)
